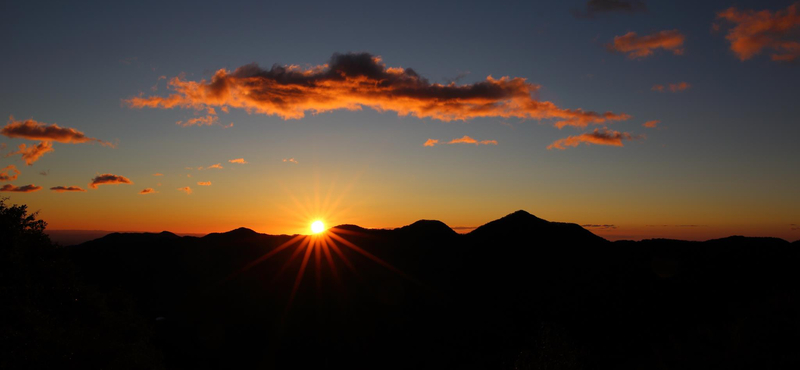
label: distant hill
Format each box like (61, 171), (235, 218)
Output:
(60, 210), (800, 369)
(46, 230), (205, 246)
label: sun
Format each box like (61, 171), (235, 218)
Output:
(310, 220), (325, 234)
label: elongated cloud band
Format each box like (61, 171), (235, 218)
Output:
(126, 52), (629, 128)
(2, 117), (115, 147)
(228, 158), (248, 164)
(51, 186), (86, 192)
(717, 3), (800, 62)
(425, 136), (497, 146)
(0, 165), (20, 181)
(89, 174), (132, 189)
(609, 30), (685, 58)
(547, 128), (642, 150)
(0, 184), (42, 193)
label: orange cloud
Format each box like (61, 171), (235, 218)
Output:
(2, 116), (115, 147)
(177, 186), (192, 194)
(547, 128), (642, 150)
(425, 136), (498, 146)
(643, 120), (660, 128)
(198, 163), (223, 170)
(609, 30), (685, 58)
(717, 3), (800, 62)
(153, 173), (164, 176)
(652, 82), (691, 92)
(9, 141), (54, 165)
(50, 186), (86, 192)
(447, 136), (498, 145)
(283, 158), (298, 164)
(0, 165), (20, 181)
(228, 158), (248, 164)
(0, 184), (42, 193)
(89, 174), (132, 189)
(197, 181), (211, 186)
(140, 188), (157, 194)
(125, 52), (629, 128)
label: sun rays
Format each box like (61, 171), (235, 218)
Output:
(216, 173), (412, 313)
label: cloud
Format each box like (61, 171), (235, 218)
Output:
(425, 136), (498, 146)
(283, 158), (298, 164)
(573, 0), (646, 18)
(176, 108), (233, 128)
(228, 158), (248, 164)
(547, 128), (643, 150)
(39, 170), (49, 176)
(717, 3), (800, 62)
(0, 184), (42, 193)
(652, 82), (691, 92)
(125, 52), (630, 129)
(582, 224), (618, 230)
(50, 186), (86, 192)
(609, 30), (685, 59)
(177, 186), (192, 195)
(2, 117), (115, 147)
(447, 136), (498, 145)
(89, 174), (133, 189)
(198, 163), (223, 170)
(197, 181), (211, 186)
(0, 165), (20, 181)
(9, 141), (54, 165)
(153, 173), (164, 176)
(643, 120), (660, 128)
(139, 188), (157, 194)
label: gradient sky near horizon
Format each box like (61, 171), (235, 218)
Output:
(2, 0), (799, 241)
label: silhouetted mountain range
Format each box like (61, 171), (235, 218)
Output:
(62, 211), (800, 369)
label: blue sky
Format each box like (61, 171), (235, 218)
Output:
(1, 0), (799, 240)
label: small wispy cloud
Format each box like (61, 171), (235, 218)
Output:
(652, 82), (690, 92)
(609, 30), (685, 59)
(8, 141), (54, 165)
(643, 120), (660, 128)
(547, 128), (643, 150)
(198, 163), (223, 170)
(89, 174), (133, 189)
(0, 184), (42, 193)
(50, 186), (86, 192)
(197, 181), (211, 186)
(0, 165), (20, 181)
(177, 186), (193, 195)
(140, 188), (158, 195)
(424, 136), (498, 147)
(283, 158), (298, 164)
(228, 158), (248, 164)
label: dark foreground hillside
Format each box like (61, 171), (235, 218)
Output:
(4, 204), (800, 369)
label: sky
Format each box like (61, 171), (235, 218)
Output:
(1, 0), (799, 241)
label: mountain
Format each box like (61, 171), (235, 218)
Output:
(62, 211), (799, 369)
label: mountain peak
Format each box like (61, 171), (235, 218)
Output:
(395, 219), (458, 237)
(203, 227), (259, 239)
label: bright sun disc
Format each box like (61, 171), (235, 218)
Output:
(310, 220), (325, 234)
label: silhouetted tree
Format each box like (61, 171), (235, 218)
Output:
(0, 197), (163, 369)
